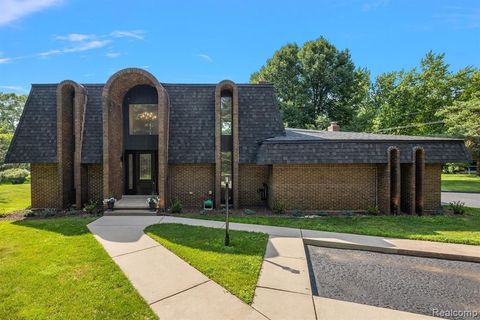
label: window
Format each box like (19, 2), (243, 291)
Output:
(139, 153), (152, 180)
(129, 104), (158, 135)
(220, 90), (233, 204)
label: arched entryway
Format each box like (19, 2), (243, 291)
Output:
(102, 68), (169, 209)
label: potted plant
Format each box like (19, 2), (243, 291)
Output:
(103, 196), (116, 210)
(147, 196), (159, 210)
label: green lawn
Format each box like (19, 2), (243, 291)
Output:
(145, 223), (268, 304)
(442, 174), (480, 192)
(0, 183), (31, 215)
(0, 217), (157, 320)
(183, 207), (480, 245)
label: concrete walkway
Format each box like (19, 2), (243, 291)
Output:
(87, 216), (480, 319)
(442, 191), (480, 208)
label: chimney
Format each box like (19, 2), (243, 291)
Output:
(328, 121), (340, 132)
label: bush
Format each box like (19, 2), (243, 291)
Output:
(448, 201), (466, 215)
(291, 209), (304, 217)
(0, 168), (30, 184)
(366, 206), (380, 215)
(442, 163), (469, 174)
(170, 197), (183, 214)
(272, 199), (286, 215)
(83, 200), (99, 214)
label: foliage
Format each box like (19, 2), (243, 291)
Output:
(146, 223), (268, 304)
(83, 200), (99, 214)
(291, 209), (304, 217)
(448, 201), (466, 215)
(0, 218), (157, 319)
(186, 206), (480, 245)
(437, 96), (480, 174)
(170, 197), (183, 213)
(442, 163), (470, 174)
(272, 199), (286, 215)
(0, 92), (27, 134)
(0, 168), (30, 184)
(366, 206), (380, 215)
(0, 132), (13, 167)
(251, 37), (362, 128)
(441, 174), (480, 192)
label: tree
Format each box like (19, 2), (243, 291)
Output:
(438, 97), (480, 175)
(0, 92), (27, 134)
(251, 37), (360, 128)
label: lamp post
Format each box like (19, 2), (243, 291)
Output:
(224, 176), (231, 246)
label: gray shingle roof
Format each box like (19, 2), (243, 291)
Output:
(256, 129), (471, 164)
(6, 83), (286, 164)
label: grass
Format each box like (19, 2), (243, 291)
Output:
(0, 217), (157, 320)
(183, 207), (480, 245)
(0, 183), (31, 215)
(145, 223), (268, 304)
(442, 174), (480, 192)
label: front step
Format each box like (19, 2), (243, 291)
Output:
(104, 209), (158, 216)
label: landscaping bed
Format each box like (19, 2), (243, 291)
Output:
(179, 207), (480, 245)
(0, 217), (157, 319)
(145, 223), (268, 304)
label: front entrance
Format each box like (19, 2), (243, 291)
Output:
(125, 151), (158, 195)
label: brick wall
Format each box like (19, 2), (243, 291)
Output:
(377, 164), (390, 214)
(170, 164), (215, 208)
(424, 164), (441, 210)
(239, 165), (269, 207)
(271, 164), (377, 210)
(31, 164), (60, 209)
(87, 164), (103, 203)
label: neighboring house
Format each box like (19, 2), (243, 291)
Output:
(5, 68), (470, 214)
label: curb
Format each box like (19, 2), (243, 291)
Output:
(303, 238), (480, 263)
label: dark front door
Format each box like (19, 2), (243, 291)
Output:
(125, 151), (157, 195)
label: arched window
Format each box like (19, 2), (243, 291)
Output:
(220, 89), (233, 205)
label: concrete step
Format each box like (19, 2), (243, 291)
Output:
(104, 210), (158, 216)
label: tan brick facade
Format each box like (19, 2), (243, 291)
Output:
(424, 164), (441, 211)
(31, 164), (60, 209)
(87, 164), (103, 204)
(401, 163), (415, 214)
(170, 164), (215, 208)
(239, 165), (269, 207)
(270, 164), (377, 210)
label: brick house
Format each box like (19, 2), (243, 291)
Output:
(5, 68), (470, 214)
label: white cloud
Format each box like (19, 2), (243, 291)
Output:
(36, 40), (111, 57)
(434, 6), (480, 29)
(0, 57), (12, 64)
(197, 53), (213, 63)
(0, 0), (62, 26)
(0, 85), (24, 91)
(362, 0), (389, 12)
(110, 30), (145, 40)
(55, 33), (94, 42)
(105, 51), (121, 58)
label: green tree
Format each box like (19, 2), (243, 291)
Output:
(251, 37), (360, 128)
(0, 92), (27, 134)
(438, 97), (480, 175)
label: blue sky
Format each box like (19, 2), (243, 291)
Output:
(0, 0), (479, 94)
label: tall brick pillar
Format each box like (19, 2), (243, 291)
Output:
(389, 147), (401, 215)
(414, 147), (425, 215)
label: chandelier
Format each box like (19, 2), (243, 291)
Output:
(138, 111), (157, 121)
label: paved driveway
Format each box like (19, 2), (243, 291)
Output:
(442, 192), (480, 208)
(307, 246), (480, 320)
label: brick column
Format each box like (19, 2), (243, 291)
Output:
(389, 147), (401, 215)
(414, 147), (425, 215)
(400, 163), (415, 214)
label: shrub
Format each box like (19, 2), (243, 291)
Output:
(366, 206), (380, 215)
(442, 163), (469, 174)
(170, 197), (183, 214)
(0, 168), (30, 184)
(291, 209), (304, 217)
(243, 209), (256, 215)
(83, 200), (99, 214)
(272, 199), (286, 215)
(448, 201), (466, 215)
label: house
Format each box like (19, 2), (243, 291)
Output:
(5, 68), (470, 214)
